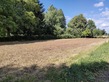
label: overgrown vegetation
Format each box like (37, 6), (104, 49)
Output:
(0, 0), (106, 41)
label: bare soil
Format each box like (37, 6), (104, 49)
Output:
(0, 38), (108, 68)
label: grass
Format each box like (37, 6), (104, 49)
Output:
(45, 42), (109, 82)
(1, 41), (109, 82)
(1, 76), (37, 82)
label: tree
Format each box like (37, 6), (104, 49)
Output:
(68, 14), (87, 30)
(0, 0), (106, 39)
(67, 14), (87, 37)
(82, 28), (91, 37)
(54, 25), (64, 37)
(65, 27), (73, 35)
(33, 0), (45, 36)
(56, 9), (66, 29)
(0, 0), (18, 37)
(86, 20), (96, 37)
(92, 29), (104, 37)
(101, 29), (106, 35)
(14, 0), (45, 36)
(87, 20), (96, 29)
(44, 5), (57, 35)
(0, 0), (45, 37)
(44, 5), (66, 36)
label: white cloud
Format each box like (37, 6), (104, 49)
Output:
(94, 2), (104, 7)
(89, 7), (109, 33)
(101, 23), (109, 27)
(99, 8), (103, 11)
(101, 8), (109, 16)
(93, 18), (109, 33)
(84, 8), (109, 32)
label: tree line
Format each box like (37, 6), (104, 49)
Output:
(0, 0), (106, 41)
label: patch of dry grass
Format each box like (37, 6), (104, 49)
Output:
(0, 38), (108, 68)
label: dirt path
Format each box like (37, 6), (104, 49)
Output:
(0, 38), (108, 68)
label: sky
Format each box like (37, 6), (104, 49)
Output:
(40, 0), (109, 33)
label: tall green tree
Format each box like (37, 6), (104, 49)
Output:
(56, 9), (66, 28)
(44, 5), (57, 35)
(0, 0), (45, 37)
(44, 5), (66, 36)
(15, 0), (45, 36)
(0, 0), (17, 37)
(85, 20), (96, 37)
(87, 20), (96, 29)
(67, 14), (87, 37)
(68, 14), (87, 30)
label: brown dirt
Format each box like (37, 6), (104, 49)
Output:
(0, 38), (108, 68)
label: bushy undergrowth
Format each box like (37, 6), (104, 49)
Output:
(0, 35), (58, 42)
(60, 34), (75, 39)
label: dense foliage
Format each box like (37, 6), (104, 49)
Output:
(0, 0), (44, 37)
(0, 0), (106, 40)
(67, 14), (106, 38)
(44, 5), (66, 37)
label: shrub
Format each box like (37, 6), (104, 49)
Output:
(60, 33), (75, 39)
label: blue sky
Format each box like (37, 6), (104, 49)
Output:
(40, 0), (109, 33)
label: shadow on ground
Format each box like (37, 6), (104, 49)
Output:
(0, 35), (60, 46)
(0, 39), (59, 46)
(0, 61), (109, 82)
